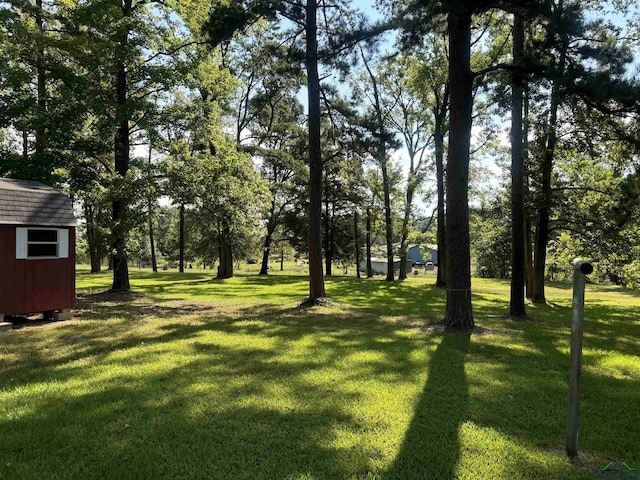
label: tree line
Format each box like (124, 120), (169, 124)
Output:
(1, 0), (638, 330)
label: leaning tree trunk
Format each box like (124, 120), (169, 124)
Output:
(110, 0), (132, 292)
(443, 7), (474, 330)
(509, 10), (527, 318)
(305, 0), (326, 301)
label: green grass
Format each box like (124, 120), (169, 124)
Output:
(0, 267), (638, 479)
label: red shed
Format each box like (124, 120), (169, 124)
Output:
(0, 179), (76, 322)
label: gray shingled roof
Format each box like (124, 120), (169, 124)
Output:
(0, 178), (76, 227)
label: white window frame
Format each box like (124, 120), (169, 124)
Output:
(16, 228), (69, 260)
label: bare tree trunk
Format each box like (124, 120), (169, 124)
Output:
(362, 53), (394, 281)
(306, 0), (326, 301)
(510, 10), (527, 318)
(179, 204), (185, 273)
(217, 226), (233, 279)
(532, 2), (567, 304)
(110, 0), (132, 292)
(398, 184), (415, 280)
(354, 210), (361, 279)
(435, 120), (447, 287)
(524, 85), (533, 298)
(85, 204), (101, 273)
(260, 231), (273, 275)
(324, 181), (333, 276)
(260, 200), (277, 275)
(280, 248), (284, 271)
(366, 207), (373, 278)
(22, 130), (28, 159)
(149, 206), (157, 272)
(148, 143), (157, 273)
(443, 7), (474, 330)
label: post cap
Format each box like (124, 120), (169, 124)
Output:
(572, 258), (593, 275)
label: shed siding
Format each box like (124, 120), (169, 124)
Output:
(0, 225), (75, 315)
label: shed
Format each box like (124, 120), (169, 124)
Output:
(359, 257), (413, 276)
(407, 244), (438, 266)
(0, 179), (76, 322)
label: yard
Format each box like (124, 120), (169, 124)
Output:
(0, 267), (638, 479)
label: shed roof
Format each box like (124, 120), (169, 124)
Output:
(0, 178), (76, 227)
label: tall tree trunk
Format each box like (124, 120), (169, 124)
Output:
(280, 248), (284, 271)
(324, 181), (333, 276)
(532, 2), (567, 304)
(382, 153), (394, 281)
(362, 54), (394, 281)
(179, 204), (185, 273)
(510, 10), (527, 318)
(259, 232), (273, 275)
(22, 130), (28, 160)
(525, 218), (534, 297)
(306, 0), (326, 301)
(148, 143), (157, 273)
(111, 0), (132, 292)
(443, 7), (474, 330)
(354, 210), (361, 279)
(259, 230), (273, 275)
(366, 207), (373, 278)
(399, 182), (415, 280)
(85, 204), (101, 273)
(435, 119), (447, 287)
(523, 85), (533, 299)
(149, 207), (157, 272)
(260, 200), (277, 275)
(217, 226), (233, 279)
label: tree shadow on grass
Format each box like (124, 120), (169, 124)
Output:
(0, 344), (367, 479)
(383, 331), (471, 480)
(0, 298), (443, 480)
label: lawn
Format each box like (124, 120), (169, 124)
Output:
(0, 267), (638, 479)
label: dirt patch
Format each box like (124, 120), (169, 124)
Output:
(75, 294), (218, 322)
(477, 314), (544, 322)
(299, 297), (333, 308)
(418, 324), (508, 336)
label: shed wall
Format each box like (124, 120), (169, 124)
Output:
(0, 225), (75, 315)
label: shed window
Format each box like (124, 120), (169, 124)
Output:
(16, 228), (69, 259)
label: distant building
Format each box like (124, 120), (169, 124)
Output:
(359, 257), (414, 276)
(407, 244), (438, 266)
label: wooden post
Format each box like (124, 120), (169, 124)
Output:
(566, 257), (593, 457)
